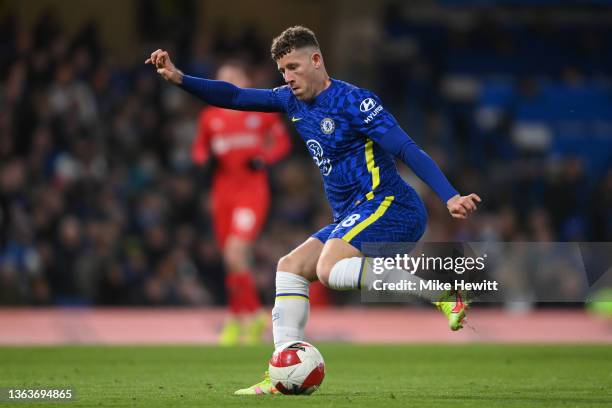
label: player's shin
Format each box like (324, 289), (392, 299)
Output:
(272, 271), (310, 350)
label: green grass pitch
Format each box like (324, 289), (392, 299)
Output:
(1, 345), (611, 407)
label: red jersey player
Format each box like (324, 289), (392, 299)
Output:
(192, 61), (291, 345)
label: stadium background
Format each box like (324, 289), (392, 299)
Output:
(1, 0), (611, 344)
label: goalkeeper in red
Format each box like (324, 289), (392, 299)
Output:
(192, 61), (291, 345)
(147, 26), (481, 395)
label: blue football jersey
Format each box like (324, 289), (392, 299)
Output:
(270, 79), (409, 221)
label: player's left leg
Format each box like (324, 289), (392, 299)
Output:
(316, 194), (469, 330)
(316, 238), (467, 330)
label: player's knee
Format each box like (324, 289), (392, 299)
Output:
(277, 253), (298, 274)
(315, 260), (333, 288)
(277, 253), (311, 280)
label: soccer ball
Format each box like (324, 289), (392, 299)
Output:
(268, 341), (325, 395)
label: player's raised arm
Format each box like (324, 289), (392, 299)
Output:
(345, 89), (481, 219)
(146, 49), (288, 113)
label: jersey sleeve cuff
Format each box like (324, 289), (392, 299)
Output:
(179, 75), (202, 94)
(442, 188), (460, 204)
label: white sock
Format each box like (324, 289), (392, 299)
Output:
(328, 257), (445, 301)
(327, 257), (365, 290)
(272, 271), (310, 349)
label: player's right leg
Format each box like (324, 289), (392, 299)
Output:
(234, 237), (322, 395)
(272, 238), (322, 348)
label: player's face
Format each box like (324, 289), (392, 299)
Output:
(276, 48), (320, 101)
(217, 65), (251, 88)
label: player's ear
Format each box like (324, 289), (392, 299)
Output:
(311, 52), (322, 69)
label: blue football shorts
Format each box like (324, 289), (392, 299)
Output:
(312, 187), (428, 255)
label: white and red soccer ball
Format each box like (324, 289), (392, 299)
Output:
(268, 341), (325, 395)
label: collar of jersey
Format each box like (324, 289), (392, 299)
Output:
(307, 78), (337, 107)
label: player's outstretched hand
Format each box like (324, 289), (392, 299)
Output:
(446, 193), (481, 219)
(145, 49), (182, 85)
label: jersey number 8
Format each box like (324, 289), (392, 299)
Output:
(341, 214), (361, 227)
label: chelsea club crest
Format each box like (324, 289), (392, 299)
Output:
(320, 118), (335, 134)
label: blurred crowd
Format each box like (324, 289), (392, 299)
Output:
(1, 4), (610, 306)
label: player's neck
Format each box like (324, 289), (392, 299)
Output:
(311, 76), (332, 100)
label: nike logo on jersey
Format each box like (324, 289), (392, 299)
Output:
(291, 117), (302, 122)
